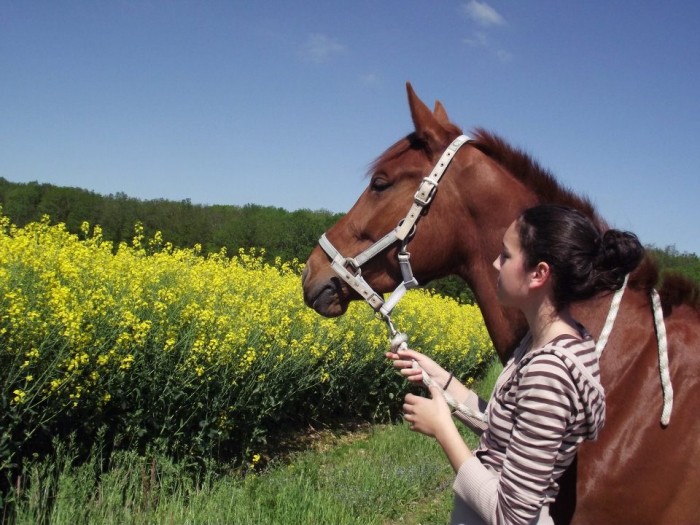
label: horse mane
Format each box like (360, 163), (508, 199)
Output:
(470, 128), (700, 314)
(659, 273), (700, 314)
(470, 128), (602, 225)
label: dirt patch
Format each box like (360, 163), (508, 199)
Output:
(251, 418), (378, 471)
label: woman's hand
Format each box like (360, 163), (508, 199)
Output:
(385, 347), (450, 386)
(404, 385), (473, 472)
(403, 385), (453, 438)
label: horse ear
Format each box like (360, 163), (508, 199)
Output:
(433, 100), (451, 126)
(406, 82), (450, 149)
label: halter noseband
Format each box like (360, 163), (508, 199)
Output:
(318, 135), (471, 335)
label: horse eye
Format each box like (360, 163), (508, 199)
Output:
(370, 176), (391, 192)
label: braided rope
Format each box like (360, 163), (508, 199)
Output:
(651, 289), (673, 426)
(595, 274), (629, 358)
(390, 332), (488, 422)
(593, 275), (673, 425)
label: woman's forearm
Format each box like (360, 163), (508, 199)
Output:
(444, 377), (489, 434)
(435, 420), (473, 473)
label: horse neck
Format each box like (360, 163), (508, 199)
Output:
(449, 151), (536, 362)
(458, 255), (527, 362)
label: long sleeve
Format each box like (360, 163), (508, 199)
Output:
(453, 456), (500, 522)
(453, 353), (578, 525)
(452, 389), (489, 434)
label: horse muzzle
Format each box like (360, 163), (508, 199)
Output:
(301, 264), (349, 317)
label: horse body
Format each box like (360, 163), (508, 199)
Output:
(568, 295), (700, 524)
(301, 83), (700, 524)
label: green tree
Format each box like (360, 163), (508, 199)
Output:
(648, 245), (700, 284)
(0, 179), (43, 225)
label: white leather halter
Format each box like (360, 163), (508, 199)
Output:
(318, 135), (471, 335)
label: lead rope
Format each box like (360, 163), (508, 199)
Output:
(651, 289), (673, 426)
(390, 273), (673, 426)
(594, 275), (673, 426)
(594, 274), (630, 358)
(389, 331), (488, 423)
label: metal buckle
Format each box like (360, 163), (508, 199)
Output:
(414, 177), (438, 206)
(345, 257), (360, 273)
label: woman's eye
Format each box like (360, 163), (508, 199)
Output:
(370, 177), (390, 192)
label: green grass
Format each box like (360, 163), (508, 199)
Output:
(4, 359), (503, 525)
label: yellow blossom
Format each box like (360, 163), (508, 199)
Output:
(12, 389), (26, 404)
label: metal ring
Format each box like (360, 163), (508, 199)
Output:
(345, 257), (361, 273)
(396, 219), (417, 239)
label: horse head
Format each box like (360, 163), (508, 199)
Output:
(303, 83), (476, 317)
(302, 83), (535, 356)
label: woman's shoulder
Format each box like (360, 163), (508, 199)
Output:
(530, 332), (596, 366)
(523, 334), (604, 398)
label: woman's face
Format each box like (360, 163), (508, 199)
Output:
(493, 219), (532, 308)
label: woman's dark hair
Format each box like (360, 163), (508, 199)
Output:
(517, 204), (645, 310)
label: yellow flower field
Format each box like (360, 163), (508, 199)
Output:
(0, 212), (494, 468)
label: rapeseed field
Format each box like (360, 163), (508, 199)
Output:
(0, 211), (493, 474)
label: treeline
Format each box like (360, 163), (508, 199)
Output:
(1, 177), (698, 290)
(646, 244), (700, 284)
(0, 177), (343, 264)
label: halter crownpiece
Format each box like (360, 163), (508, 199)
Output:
(318, 135), (472, 333)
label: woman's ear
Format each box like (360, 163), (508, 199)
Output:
(529, 261), (552, 290)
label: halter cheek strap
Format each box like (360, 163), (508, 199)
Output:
(318, 135), (471, 332)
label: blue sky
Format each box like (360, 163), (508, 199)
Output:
(2, 1), (699, 254)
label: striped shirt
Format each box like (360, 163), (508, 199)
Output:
(452, 331), (606, 525)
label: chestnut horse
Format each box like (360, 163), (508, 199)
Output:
(302, 83), (700, 524)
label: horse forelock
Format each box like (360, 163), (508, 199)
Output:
(367, 124), (463, 177)
(367, 135), (416, 177)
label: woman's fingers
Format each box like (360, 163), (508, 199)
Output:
(386, 351), (427, 383)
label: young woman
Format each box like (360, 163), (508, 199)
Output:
(386, 204), (644, 525)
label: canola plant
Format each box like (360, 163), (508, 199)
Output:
(0, 212), (493, 469)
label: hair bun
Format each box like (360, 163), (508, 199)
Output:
(517, 204), (646, 308)
(594, 229), (645, 289)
